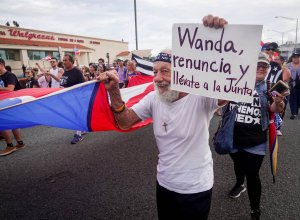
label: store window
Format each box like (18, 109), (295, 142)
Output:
(28, 50), (45, 60)
(27, 50), (60, 60)
(51, 52), (60, 60)
(0, 49), (20, 60)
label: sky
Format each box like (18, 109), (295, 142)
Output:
(1, 0), (299, 55)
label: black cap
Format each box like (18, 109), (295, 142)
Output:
(291, 53), (300, 58)
(261, 42), (279, 51)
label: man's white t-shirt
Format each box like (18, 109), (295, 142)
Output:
(50, 67), (61, 88)
(132, 91), (218, 194)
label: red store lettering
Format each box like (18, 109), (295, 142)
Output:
(8, 29), (55, 41)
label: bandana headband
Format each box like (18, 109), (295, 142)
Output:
(154, 52), (172, 63)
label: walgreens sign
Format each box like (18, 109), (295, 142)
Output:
(8, 29), (55, 40)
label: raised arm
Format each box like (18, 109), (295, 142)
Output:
(35, 63), (51, 82)
(36, 62), (46, 73)
(98, 70), (142, 130)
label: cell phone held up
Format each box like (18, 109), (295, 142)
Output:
(269, 80), (289, 94)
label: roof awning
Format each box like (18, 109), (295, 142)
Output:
(0, 38), (94, 52)
(116, 51), (130, 56)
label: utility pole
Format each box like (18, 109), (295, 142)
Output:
(134, 0), (138, 50)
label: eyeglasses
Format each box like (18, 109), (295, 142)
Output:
(257, 64), (269, 70)
(50, 61), (56, 63)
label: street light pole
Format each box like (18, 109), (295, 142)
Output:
(134, 0), (138, 50)
(296, 18), (298, 52)
(275, 16), (299, 52)
(267, 29), (295, 45)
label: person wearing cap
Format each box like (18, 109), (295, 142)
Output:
(97, 15), (228, 220)
(273, 56), (291, 134)
(264, 42), (290, 135)
(286, 53), (300, 119)
(116, 57), (127, 88)
(261, 42), (279, 61)
(226, 52), (285, 220)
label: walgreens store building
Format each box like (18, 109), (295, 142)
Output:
(0, 25), (128, 76)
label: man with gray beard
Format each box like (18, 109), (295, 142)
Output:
(98, 15), (228, 220)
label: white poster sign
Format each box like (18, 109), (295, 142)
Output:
(171, 24), (263, 103)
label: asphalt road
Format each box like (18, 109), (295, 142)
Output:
(0, 113), (299, 220)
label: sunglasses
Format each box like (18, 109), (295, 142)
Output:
(257, 64), (269, 70)
(265, 48), (275, 51)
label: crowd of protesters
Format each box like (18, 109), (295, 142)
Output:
(0, 46), (299, 144)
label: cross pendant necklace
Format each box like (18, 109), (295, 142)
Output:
(162, 122), (168, 132)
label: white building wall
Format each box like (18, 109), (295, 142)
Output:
(0, 25), (128, 75)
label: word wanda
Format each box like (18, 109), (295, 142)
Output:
(8, 29), (55, 41)
(177, 26), (243, 55)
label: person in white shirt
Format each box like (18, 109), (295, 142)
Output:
(98, 15), (228, 220)
(36, 58), (64, 88)
(37, 72), (49, 88)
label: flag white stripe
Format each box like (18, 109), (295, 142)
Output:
(136, 67), (154, 76)
(132, 54), (153, 76)
(134, 57), (153, 67)
(120, 82), (152, 103)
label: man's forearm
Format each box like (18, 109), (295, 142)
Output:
(108, 84), (124, 109)
(0, 85), (14, 91)
(108, 84), (141, 129)
(50, 74), (60, 82)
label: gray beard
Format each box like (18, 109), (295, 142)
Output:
(155, 83), (180, 103)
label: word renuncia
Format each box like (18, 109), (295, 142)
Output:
(173, 55), (231, 74)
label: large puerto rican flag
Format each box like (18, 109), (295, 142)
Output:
(0, 76), (154, 132)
